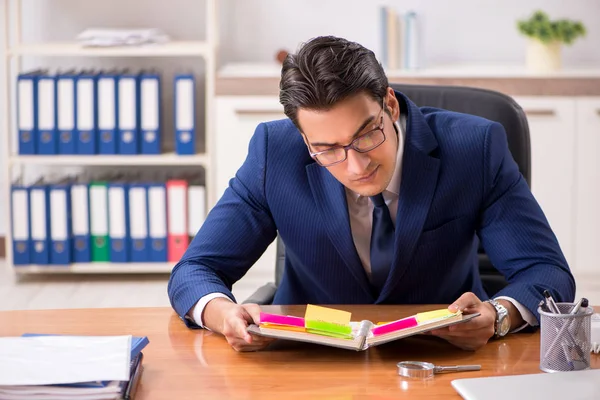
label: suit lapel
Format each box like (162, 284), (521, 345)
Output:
(378, 93), (441, 301)
(306, 164), (374, 299)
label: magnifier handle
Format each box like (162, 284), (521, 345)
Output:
(435, 364), (481, 373)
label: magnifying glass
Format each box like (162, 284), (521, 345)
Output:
(397, 361), (481, 379)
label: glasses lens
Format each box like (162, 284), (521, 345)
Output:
(354, 130), (384, 152)
(315, 147), (346, 166)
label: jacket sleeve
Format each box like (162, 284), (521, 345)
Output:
(477, 122), (576, 323)
(167, 122), (277, 326)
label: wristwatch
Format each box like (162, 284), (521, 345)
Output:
(486, 299), (511, 338)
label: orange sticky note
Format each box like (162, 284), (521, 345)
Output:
(304, 304), (351, 325)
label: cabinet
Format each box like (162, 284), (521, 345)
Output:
(513, 97), (577, 269)
(215, 96), (285, 291)
(574, 98), (600, 276)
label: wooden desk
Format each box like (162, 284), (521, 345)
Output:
(1, 305), (598, 399)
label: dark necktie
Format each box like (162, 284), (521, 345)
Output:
(369, 193), (395, 292)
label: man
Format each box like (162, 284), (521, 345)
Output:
(168, 36), (575, 352)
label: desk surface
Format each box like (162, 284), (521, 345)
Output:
(1, 305), (598, 399)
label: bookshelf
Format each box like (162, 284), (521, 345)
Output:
(2, 0), (219, 274)
(9, 153), (211, 167)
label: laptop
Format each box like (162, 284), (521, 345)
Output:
(451, 369), (600, 400)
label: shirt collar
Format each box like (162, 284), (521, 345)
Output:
(347, 114), (406, 204)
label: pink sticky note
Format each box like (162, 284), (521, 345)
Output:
(259, 312), (305, 327)
(371, 316), (418, 336)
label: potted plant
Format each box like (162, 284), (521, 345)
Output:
(517, 10), (586, 72)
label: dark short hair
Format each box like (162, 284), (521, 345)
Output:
(279, 36), (389, 131)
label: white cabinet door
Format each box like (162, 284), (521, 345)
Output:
(513, 97), (577, 268)
(574, 97), (600, 277)
(214, 96), (285, 301)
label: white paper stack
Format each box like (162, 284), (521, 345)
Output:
(0, 335), (132, 400)
(77, 28), (170, 47)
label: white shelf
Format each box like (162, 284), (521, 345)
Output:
(218, 62), (600, 79)
(9, 153), (210, 167)
(13, 263), (174, 274)
(8, 41), (211, 57)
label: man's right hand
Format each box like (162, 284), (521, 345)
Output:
(203, 297), (276, 352)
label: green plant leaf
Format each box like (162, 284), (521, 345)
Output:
(516, 9), (586, 45)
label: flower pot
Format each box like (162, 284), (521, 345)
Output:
(526, 39), (562, 73)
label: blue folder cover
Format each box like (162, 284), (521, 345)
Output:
(21, 334), (148, 359)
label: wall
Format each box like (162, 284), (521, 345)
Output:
(0, 0), (599, 234)
(219, 0), (600, 66)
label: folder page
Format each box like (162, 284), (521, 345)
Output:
(0, 335), (131, 386)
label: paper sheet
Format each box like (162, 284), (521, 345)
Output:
(0, 335), (131, 386)
(304, 304), (351, 325)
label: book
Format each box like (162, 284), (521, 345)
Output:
(247, 305), (480, 351)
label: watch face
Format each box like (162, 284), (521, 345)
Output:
(499, 316), (511, 335)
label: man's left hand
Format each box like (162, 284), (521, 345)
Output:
(428, 292), (496, 351)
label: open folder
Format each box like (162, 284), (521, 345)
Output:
(247, 305), (480, 351)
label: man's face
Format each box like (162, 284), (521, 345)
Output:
(298, 89), (400, 197)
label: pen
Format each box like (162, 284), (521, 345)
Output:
(543, 290), (561, 314)
(572, 298), (589, 336)
(570, 298), (588, 316)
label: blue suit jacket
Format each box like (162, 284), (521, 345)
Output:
(168, 91), (575, 326)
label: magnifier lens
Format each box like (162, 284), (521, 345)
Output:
(397, 361), (435, 379)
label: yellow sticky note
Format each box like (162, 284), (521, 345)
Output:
(416, 308), (458, 323)
(304, 304), (351, 325)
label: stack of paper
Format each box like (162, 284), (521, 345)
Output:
(77, 28), (170, 47)
(0, 335), (146, 400)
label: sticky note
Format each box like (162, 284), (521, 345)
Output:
(371, 316), (418, 336)
(416, 308), (458, 323)
(304, 304), (351, 325)
(260, 312), (305, 327)
(305, 320), (352, 337)
(262, 323), (306, 333)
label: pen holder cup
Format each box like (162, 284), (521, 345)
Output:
(539, 303), (593, 373)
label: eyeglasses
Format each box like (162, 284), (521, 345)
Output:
(308, 102), (386, 167)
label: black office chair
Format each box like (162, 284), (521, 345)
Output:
(243, 84), (531, 305)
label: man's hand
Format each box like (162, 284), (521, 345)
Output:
(203, 298), (276, 352)
(428, 292), (496, 351)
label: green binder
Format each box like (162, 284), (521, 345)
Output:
(89, 181), (109, 262)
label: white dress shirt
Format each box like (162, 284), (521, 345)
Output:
(191, 114), (537, 331)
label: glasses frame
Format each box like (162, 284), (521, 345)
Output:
(308, 100), (387, 167)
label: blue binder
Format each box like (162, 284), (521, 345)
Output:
(71, 181), (91, 263)
(57, 70), (78, 154)
(29, 182), (50, 265)
(36, 73), (58, 155)
(117, 72), (140, 155)
(17, 71), (40, 155)
(147, 182), (167, 262)
(49, 181), (72, 265)
(128, 183), (150, 262)
(108, 182), (130, 262)
(11, 184), (31, 265)
(174, 74), (195, 155)
(140, 71), (161, 154)
(97, 70), (119, 155)
(76, 71), (98, 155)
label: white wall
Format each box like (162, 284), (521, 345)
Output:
(0, 0), (599, 235)
(220, 0), (600, 66)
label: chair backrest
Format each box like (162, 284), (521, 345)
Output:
(274, 84), (531, 295)
(390, 84), (531, 185)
